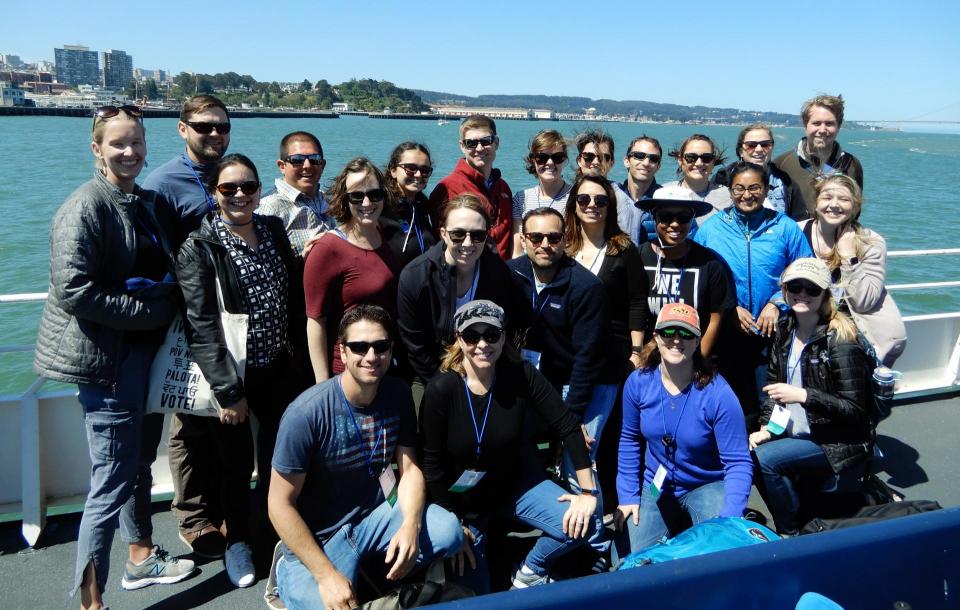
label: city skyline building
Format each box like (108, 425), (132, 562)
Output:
(101, 49), (133, 89)
(54, 45), (98, 86)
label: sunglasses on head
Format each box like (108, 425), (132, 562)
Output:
(533, 152), (567, 166)
(731, 184), (765, 196)
(743, 140), (774, 150)
(216, 181), (260, 196)
(346, 188), (386, 204)
(682, 153), (716, 164)
(576, 193), (610, 208)
(785, 281), (824, 297)
(579, 152), (612, 164)
(284, 153), (324, 166)
(656, 327), (697, 340)
(94, 105), (143, 121)
(186, 121), (231, 135)
(344, 339), (393, 355)
(460, 327), (503, 345)
(627, 151), (661, 164)
(446, 228), (488, 244)
(462, 135), (496, 149)
(397, 163), (433, 177)
(524, 232), (563, 246)
(656, 210), (694, 225)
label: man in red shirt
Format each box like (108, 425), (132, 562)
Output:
(429, 115), (513, 259)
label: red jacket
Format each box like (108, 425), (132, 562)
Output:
(428, 158), (513, 259)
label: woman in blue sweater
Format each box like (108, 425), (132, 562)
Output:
(615, 303), (753, 554)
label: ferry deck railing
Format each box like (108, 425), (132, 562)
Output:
(2, 249), (959, 546)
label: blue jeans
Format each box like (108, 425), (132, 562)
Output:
(74, 342), (164, 596)
(616, 479), (726, 558)
(753, 437), (832, 535)
(560, 383), (617, 551)
(277, 501), (462, 609)
(455, 473), (594, 595)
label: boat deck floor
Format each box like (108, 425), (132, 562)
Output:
(1, 394), (957, 610)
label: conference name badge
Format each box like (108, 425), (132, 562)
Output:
(449, 469), (486, 493)
(768, 404), (791, 436)
(379, 467), (398, 507)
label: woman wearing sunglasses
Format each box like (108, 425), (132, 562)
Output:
(635, 187), (733, 360)
(799, 175), (905, 366)
(694, 162), (813, 418)
(381, 142), (439, 267)
(511, 130), (571, 256)
(656, 134), (730, 220)
(35, 105), (195, 608)
(421, 300), (598, 592)
(713, 124), (806, 220)
(398, 194), (526, 407)
(304, 157), (401, 382)
(614, 303), (752, 555)
(177, 153), (308, 588)
(749, 258), (874, 536)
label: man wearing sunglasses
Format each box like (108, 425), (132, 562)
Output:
(429, 115), (514, 260)
(508, 208), (611, 544)
(268, 305), (461, 610)
(259, 131), (334, 254)
(144, 94), (231, 240)
(613, 136), (664, 247)
(143, 94), (233, 561)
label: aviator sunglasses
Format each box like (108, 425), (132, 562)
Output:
(216, 181), (260, 196)
(656, 327), (697, 340)
(533, 152), (567, 165)
(94, 104), (143, 121)
(576, 193), (610, 208)
(446, 228), (488, 244)
(579, 152), (613, 164)
(346, 188), (386, 204)
(398, 163), (434, 177)
(345, 339), (393, 355)
(524, 232), (563, 246)
(785, 281), (824, 298)
(682, 152), (716, 164)
(460, 327), (504, 345)
(462, 135), (496, 149)
(186, 121), (232, 135)
(284, 153), (324, 166)
(627, 151), (661, 164)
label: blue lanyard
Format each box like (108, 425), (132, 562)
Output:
(181, 154), (216, 213)
(336, 376), (385, 477)
(787, 330), (808, 383)
(462, 376), (495, 458)
(402, 205), (425, 254)
(531, 282), (552, 320)
(655, 248), (688, 303)
(658, 371), (692, 477)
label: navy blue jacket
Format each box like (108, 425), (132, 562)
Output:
(506, 255), (610, 416)
(142, 153), (218, 241)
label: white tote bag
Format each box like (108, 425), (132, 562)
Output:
(147, 270), (248, 417)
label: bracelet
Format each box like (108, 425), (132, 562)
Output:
(631, 346), (644, 354)
(580, 487), (600, 496)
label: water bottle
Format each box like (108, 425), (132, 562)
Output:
(872, 367), (896, 400)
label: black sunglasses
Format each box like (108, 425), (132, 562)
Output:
(524, 232), (563, 246)
(462, 136), (496, 149)
(284, 153), (324, 166)
(397, 163), (433, 177)
(576, 193), (610, 208)
(216, 181), (260, 196)
(460, 327), (503, 345)
(656, 327), (696, 340)
(656, 211), (694, 225)
(579, 152), (612, 164)
(186, 121), (232, 135)
(627, 151), (661, 164)
(682, 153), (716, 164)
(446, 228), (488, 244)
(533, 152), (567, 165)
(346, 188), (386, 204)
(743, 140), (774, 150)
(344, 339), (393, 355)
(785, 281), (824, 297)
(94, 105), (143, 121)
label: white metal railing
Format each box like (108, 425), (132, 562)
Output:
(1, 246), (959, 546)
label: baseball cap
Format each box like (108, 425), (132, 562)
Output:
(454, 300), (505, 333)
(655, 302), (701, 337)
(780, 257), (831, 290)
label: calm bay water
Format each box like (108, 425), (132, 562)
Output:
(1, 115), (959, 393)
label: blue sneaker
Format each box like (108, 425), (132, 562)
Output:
(121, 546), (196, 590)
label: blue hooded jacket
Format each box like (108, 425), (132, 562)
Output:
(693, 207), (812, 319)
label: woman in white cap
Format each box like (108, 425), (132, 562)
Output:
(749, 258), (875, 536)
(420, 300), (598, 592)
(615, 303), (753, 555)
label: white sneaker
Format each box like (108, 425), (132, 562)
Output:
(225, 542), (256, 588)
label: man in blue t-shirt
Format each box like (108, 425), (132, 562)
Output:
(268, 305), (461, 610)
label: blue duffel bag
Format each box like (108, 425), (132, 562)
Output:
(618, 517), (779, 569)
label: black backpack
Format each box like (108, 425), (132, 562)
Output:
(800, 500), (942, 535)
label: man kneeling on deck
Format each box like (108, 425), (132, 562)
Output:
(268, 305), (462, 610)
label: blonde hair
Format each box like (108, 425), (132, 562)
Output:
(801, 283), (858, 343)
(439, 340), (466, 375)
(812, 175), (879, 270)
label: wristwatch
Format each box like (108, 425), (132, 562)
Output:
(631, 346), (644, 354)
(580, 487), (600, 496)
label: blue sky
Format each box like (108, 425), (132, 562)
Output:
(2, 1), (958, 121)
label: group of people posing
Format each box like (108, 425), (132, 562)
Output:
(34, 92), (906, 610)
